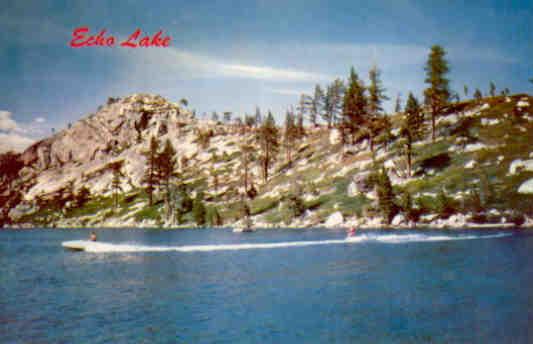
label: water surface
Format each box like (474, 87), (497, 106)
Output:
(2, 228), (532, 343)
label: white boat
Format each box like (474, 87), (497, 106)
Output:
(62, 240), (92, 251)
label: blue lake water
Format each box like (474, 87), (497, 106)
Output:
(2, 228), (533, 343)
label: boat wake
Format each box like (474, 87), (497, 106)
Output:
(62, 232), (512, 253)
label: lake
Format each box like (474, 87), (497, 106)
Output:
(2, 228), (532, 343)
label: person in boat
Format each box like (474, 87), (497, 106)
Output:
(89, 232), (97, 241)
(347, 226), (357, 236)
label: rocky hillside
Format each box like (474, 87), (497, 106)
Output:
(2, 93), (533, 229)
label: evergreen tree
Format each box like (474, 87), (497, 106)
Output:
(464, 85), (468, 97)
(174, 184), (193, 224)
(179, 98), (188, 107)
(207, 206), (223, 226)
(283, 110), (298, 163)
(424, 45), (450, 142)
(255, 106), (262, 127)
(401, 190), (417, 224)
(247, 181), (258, 199)
(285, 189), (305, 224)
(489, 82), (496, 97)
(211, 111), (219, 122)
(158, 139), (177, 214)
(323, 79), (344, 128)
(474, 88), (483, 101)
(376, 115), (393, 151)
(376, 166), (396, 224)
(240, 143), (255, 192)
(368, 65), (389, 116)
(310, 85), (324, 127)
(223, 111), (232, 123)
(401, 93), (424, 177)
(255, 111), (279, 183)
(436, 188), (456, 219)
(394, 93), (402, 113)
(192, 191), (206, 226)
(239, 197), (251, 222)
(110, 161), (124, 209)
(296, 94), (311, 137)
(342, 67), (367, 144)
(244, 114), (256, 128)
(366, 65), (389, 152)
(142, 136), (160, 206)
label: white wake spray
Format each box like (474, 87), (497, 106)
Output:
(62, 232), (512, 253)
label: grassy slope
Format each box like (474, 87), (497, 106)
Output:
(15, 94), (533, 227)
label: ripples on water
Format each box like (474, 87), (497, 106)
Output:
(2, 228), (532, 343)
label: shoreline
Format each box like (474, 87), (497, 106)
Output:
(2, 222), (528, 230)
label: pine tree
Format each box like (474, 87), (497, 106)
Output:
(158, 139), (177, 214)
(401, 190), (416, 224)
(464, 85), (469, 97)
(223, 111), (232, 123)
(394, 93), (402, 114)
(424, 45), (450, 142)
(376, 115), (393, 151)
(342, 67), (367, 144)
(283, 110), (298, 164)
(368, 65), (388, 116)
(310, 85), (324, 127)
(489, 82), (496, 97)
(207, 206), (223, 226)
(142, 136), (160, 206)
(401, 93), (424, 176)
(323, 79), (344, 128)
(255, 106), (262, 127)
(211, 111), (219, 122)
(296, 94), (311, 137)
(239, 197), (251, 222)
(367, 65), (389, 151)
(240, 143), (255, 192)
(255, 111), (279, 183)
(244, 114), (256, 128)
(474, 88), (483, 101)
(192, 192), (206, 226)
(436, 188), (456, 219)
(376, 166), (396, 224)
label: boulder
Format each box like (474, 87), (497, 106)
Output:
(518, 178), (533, 194)
(508, 159), (533, 175)
(347, 181), (358, 197)
(517, 100), (530, 108)
(8, 203), (36, 222)
(324, 211), (344, 227)
(391, 214), (405, 226)
(465, 160), (476, 169)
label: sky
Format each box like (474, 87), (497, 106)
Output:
(0, 0), (532, 151)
